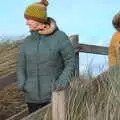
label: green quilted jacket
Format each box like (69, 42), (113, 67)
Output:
(16, 30), (75, 103)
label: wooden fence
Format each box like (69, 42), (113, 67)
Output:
(4, 35), (108, 120)
(69, 35), (108, 76)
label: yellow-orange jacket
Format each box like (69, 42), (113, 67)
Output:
(108, 32), (120, 67)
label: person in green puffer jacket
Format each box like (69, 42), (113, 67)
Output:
(16, 0), (75, 113)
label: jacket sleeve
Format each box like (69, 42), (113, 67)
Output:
(55, 33), (75, 90)
(108, 37), (117, 67)
(16, 41), (26, 91)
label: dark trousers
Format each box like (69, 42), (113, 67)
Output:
(27, 101), (50, 113)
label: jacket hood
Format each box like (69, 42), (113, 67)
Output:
(38, 17), (57, 35)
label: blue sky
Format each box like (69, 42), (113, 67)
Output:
(0, 0), (119, 45)
(1, 0), (120, 74)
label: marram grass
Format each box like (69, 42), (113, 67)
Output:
(0, 40), (18, 78)
(23, 67), (120, 120)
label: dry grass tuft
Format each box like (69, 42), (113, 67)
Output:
(0, 40), (18, 78)
(65, 67), (120, 120)
(0, 83), (27, 120)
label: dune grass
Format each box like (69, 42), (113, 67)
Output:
(23, 66), (120, 120)
(0, 40), (18, 78)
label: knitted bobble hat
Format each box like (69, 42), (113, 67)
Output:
(24, 0), (49, 23)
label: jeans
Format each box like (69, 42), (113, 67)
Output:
(27, 101), (50, 113)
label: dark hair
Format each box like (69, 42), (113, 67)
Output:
(43, 18), (51, 25)
(112, 12), (120, 31)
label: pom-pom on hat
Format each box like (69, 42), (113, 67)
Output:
(24, 0), (49, 23)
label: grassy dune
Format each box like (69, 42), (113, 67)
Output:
(22, 72), (120, 120)
(0, 40), (26, 119)
(0, 40), (18, 78)
(0, 83), (27, 120)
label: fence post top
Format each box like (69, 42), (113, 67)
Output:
(69, 34), (79, 48)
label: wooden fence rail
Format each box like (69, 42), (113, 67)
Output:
(77, 43), (108, 55)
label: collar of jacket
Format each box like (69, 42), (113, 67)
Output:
(38, 17), (57, 35)
(30, 31), (41, 36)
(30, 17), (57, 36)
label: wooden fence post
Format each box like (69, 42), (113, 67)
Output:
(52, 90), (67, 120)
(52, 35), (79, 120)
(69, 35), (79, 76)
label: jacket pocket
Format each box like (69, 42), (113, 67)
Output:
(24, 79), (40, 100)
(39, 75), (53, 100)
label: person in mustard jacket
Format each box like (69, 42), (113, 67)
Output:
(97, 12), (120, 97)
(16, 0), (75, 113)
(108, 12), (120, 67)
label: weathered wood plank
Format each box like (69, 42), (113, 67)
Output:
(69, 35), (79, 48)
(69, 35), (79, 76)
(52, 90), (67, 120)
(6, 109), (28, 120)
(21, 104), (51, 120)
(77, 43), (108, 55)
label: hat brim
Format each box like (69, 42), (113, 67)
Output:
(24, 14), (48, 23)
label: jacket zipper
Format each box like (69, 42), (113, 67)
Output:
(37, 37), (41, 98)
